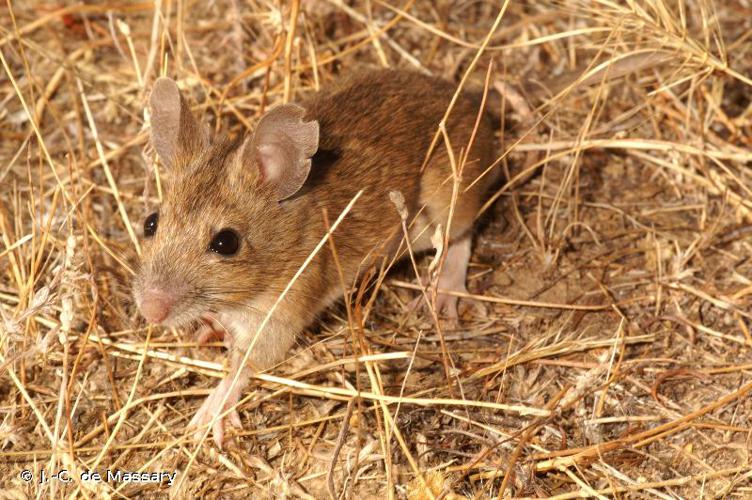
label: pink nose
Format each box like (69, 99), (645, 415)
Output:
(139, 289), (175, 324)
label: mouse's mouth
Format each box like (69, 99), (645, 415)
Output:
(158, 307), (203, 329)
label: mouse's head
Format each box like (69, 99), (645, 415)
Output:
(133, 77), (319, 327)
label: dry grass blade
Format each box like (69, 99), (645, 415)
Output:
(1, 0), (752, 498)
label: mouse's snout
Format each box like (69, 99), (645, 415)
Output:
(138, 287), (179, 324)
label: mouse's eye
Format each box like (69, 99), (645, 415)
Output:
(144, 212), (159, 237)
(209, 229), (240, 256)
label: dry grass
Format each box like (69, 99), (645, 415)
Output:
(2, 0), (752, 498)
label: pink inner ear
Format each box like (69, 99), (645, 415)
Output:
(257, 142), (293, 184)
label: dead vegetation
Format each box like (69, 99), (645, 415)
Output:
(1, 0), (752, 498)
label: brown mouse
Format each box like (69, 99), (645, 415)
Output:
(133, 69), (497, 446)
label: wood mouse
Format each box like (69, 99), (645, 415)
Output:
(133, 69), (497, 446)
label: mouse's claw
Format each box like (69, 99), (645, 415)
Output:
(188, 376), (244, 448)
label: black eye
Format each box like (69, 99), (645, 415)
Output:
(144, 212), (158, 237)
(209, 229), (240, 256)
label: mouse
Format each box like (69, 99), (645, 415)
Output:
(133, 68), (498, 447)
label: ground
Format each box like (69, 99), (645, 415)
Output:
(1, 1), (752, 498)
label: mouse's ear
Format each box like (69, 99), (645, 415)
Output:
(243, 104), (319, 201)
(149, 77), (207, 170)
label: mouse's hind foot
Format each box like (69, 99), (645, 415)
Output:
(409, 234), (486, 324)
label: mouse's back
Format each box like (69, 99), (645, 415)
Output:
(294, 69), (497, 260)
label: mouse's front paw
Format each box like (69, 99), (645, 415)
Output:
(196, 314), (231, 348)
(188, 377), (243, 448)
(195, 324), (226, 345)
